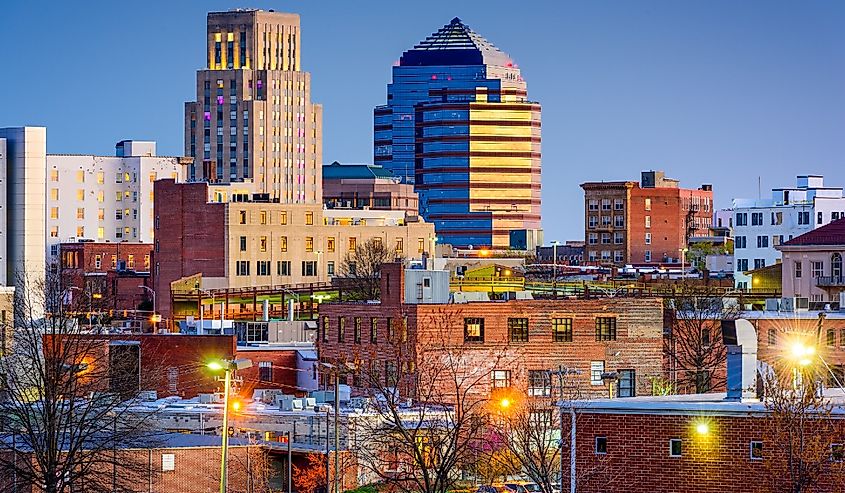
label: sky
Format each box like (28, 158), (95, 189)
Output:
(2, 0), (844, 241)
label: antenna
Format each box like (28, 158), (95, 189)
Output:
(758, 176), (761, 200)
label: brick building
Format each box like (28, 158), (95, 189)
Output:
(59, 241), (153, 313)
(564, 394), (845, 493)
(153, 179), (434, 320)
(581, 170), (713, 266)
(318, 264), (664, 399)
(1, 434), (275, 493)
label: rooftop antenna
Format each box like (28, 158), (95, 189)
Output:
(758, 176), (761, 200)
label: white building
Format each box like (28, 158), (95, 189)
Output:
(0, 127), (47, 292)
(46, 140), (190, 259)
(732, 175), (845, 288)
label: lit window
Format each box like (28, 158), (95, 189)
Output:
(348, 237), (357, 251)
(96, 172), (104, 184)
(553, 318), (573, 342)
(50, 169), (58, 182)
(280, 211), (287, 225)
(76, 189), (85, 201)
(750, 441), (763, 460)
(50, 207), (58, 219)
(305, 212), (314, 225)
(305, 237), (313, 252)
(464, 318), (484, 342)
(327, 237), (335, 253)
(280, 236), (287, 252)
(259, 236), (267, 252)
(491, 370), (511, 389)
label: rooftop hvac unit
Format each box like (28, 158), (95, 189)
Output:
(781, 297), (809, 312)
(840, 292), (845, 311)
(765, 299), (780, 312)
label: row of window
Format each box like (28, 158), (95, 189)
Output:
(48, 170), (176, 184)
(587, 215), (625, 229)
(734, 210), (845, 227)
(50, 225), (137, 240)
(321, 316), (406, 344)
(587, 250), (625, 263)
(594, 436), (843, 462)
(237, 235), (415, 255)
(463, 316), (617, 343)
(500, 366), (635, 397)
(234, 260), (317, 277)
(793, 255), (844, 279)
(735, 258), (767, 271)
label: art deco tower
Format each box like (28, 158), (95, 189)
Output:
(185, 9), (323, 204)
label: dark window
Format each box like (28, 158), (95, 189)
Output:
(595, 437), (607, 454)
(239, 236), (247, 251)
(321, 316), (329, 343)
(596, 317), (617, 341)
(508, 318), (529, 342)
(827, 328), (836, 347)
(553, 318), (573, 342)
(669, 439), (682, 457)
(701, 328), (711, 347)
(258, 361), (272, 381)
(618, 369), (636, 397)
(354, 317), (362, 344)
(528, 370), (551, 397)
(464, 318), (484, 342)
(385, 362), (398, 387)
(386, 317), (394, 340)
(832, 444), (844, 463)
(338, 317), (345, 342)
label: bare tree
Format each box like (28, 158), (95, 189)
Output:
(338, 238), (400, 301)
(763, 372), (845, 493)
(0, 271), (163, 493)
(348, 309), (510, 493)
(663, 283), (739, 393)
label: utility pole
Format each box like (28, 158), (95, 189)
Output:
(287, 430), (292, 493)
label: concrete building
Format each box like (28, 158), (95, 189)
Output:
(581, 171), (713, 267)
(46, 140), (189, 259)
(322, 161), (418, 214)
(732, 175), (845, 288)
(375, 18), (542, 248)
(0, 127), (46, 294)
(777, 217), (845, 306)
(152, 180), (435, 320)
(184, 9), (323, 204)
(318, 263), (665, 400)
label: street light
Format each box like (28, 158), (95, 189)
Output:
(207, 358), (253, 493)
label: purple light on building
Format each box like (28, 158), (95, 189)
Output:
(204, 112), (211, 121)
(217, 96), (224, 105)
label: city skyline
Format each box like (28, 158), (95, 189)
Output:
(2, 0), (845, 241)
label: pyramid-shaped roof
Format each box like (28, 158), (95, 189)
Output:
(782, 218), (845, 247)
(400, 17), (513, 68)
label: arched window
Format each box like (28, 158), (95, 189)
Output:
(832, 253), (843, 279)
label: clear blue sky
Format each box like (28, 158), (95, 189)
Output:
(2, 0), (844, 241)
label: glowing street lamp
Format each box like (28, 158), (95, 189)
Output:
(207, 358), (252, 493)
(790, 342), (816, 367)
(695, 422), (709, 435)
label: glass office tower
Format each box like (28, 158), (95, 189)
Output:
(374, 18), (542, 248)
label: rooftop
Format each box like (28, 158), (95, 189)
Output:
(400, 17), (513, 68)
(322, 161), (396, 181)
(781, 217), (845, 247)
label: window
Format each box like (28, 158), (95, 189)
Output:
(756, 235), (768, 248)
(645, 250), (651, 262)
(669, 439), (682, 457)
(280, 211), (287, 225)
(464, 318), (484, 342)
(831, 444), (844, 463)
(614, 232), (623, 244)
(338, 317), (345, 342)
(812, 261), (824, 278)
(614, 215), (624, 228)
(590, 361), (605, 386)
(395, 238), (403, 253)
(771, 211), (782, 225)
(327, 261), (335, 276)
(827, 328), (836, 347)
(127, 254), (135, 269)
(645, 216), (651, 229)
(595, 317), (617, 341)
(321, 316), (329, 342)
(305, 212), (314, 225)
(588, 199), (599, 211)
(259, 236), (267, 252)
(645, 233), (651, 245)
(528, 370), (551, 397)
(327, 237), (336, 253)
(508, 318), (529, 342)
(370, 318), (378, 343)
(348, 237), (357, 251)
(258, 361), (272, 381)
(302, 261), (317, 276)
(94, 254), (102, 269)
(750, 441), (763, 460)
(798, 211), (810, 225)
(588, 233), (598, 245)
(277, 260), (291, 276)
(618, 369), (636, 397)
(588, 216), (597, 229)
(735, 236), (746, 249)
(751, 212), (763, 226)
(595, 437), (607, 454)
(644, 198), (651, 211)
(418, 238), (426, 254)
(304, 237), (314, 253)
(257, 260), (270, 276)
(601, 199), (611, 211)
(553, 318), (573, 342)
(754, 259), (766, 269)
(818, 211), (824, 225)
(239, 236), (247, 252)
(736, 213), (748, 226)
(76, 208), (85, 220)
(236, 260), (250, 276)
(491, 370), (511, 389)
(352, 317), (362, 344)
(832, 253), (843, 279)
(259, 211), (267, 225)
(601, 233), (610, 244)
(737, 259), (749, 272)
(280, 236), (287, 252)
(161, 453), (175, 472)
(614, 199), (624, 210)
(239, 210), (247, 224)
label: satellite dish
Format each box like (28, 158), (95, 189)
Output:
(468, 245), (473, 250)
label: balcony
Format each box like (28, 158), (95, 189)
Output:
(816, 276), (845, 287)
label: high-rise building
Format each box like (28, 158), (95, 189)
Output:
(581, 171), (713, 266)
(374, 18), (542, 248)
(731, 175), (845, 288)
(184, 9), (323, 204)
(46, 140), (189, 260)
(0, 127), (46, 289)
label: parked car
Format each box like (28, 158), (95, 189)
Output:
(504, 483), (542, 493)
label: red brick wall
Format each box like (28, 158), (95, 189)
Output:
(60, 242), (154, 312)
(319, 296), (664, 400)
(567, 411), (845, 493)
(235, 348), (302, 396)
(153, 180), (226, 319)
(629, 187), (713, 265)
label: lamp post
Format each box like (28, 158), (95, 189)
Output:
(208, 358), (253, 493)
(551, 240), (561, 299)
(139, 285), (157, 331)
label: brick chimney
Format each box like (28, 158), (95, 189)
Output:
(380, 262), (405, 306)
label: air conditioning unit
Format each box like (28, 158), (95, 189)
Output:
(765, 298), (781, 312)
(781, 297), (809, 312)
(840, 292), (845, 312)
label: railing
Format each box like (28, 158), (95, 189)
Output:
(816, 276), (845, 287)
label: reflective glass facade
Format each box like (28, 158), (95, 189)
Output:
(374, 18), (541, 248)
